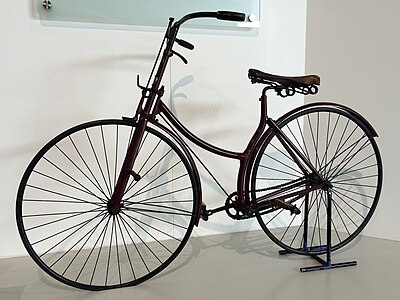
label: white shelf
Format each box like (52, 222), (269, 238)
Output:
(37, 0), (260, 33)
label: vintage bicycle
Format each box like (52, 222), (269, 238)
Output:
(16, 11), (382, 290)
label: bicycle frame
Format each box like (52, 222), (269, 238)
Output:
(109, 11), (371, 220)
(154, 90), (327, 213)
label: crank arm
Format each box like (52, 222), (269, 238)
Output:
(201, 203), (228, 221)
(271, 199), (301, 215)
(254, 194), (304, 216)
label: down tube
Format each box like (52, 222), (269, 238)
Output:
(159, 101), (254, 205)
(159, 101), (268, 206)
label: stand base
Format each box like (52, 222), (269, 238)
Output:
(278, 188), (358, 273)
(279, 249), (357, 273)
(300, 259), (357, 272)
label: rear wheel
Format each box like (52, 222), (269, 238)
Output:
(251, 106), (382, 255)
(16, 119), (199, 290)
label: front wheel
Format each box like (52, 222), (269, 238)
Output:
(251, 106), (382, 255)
(16, 119), (199, 290)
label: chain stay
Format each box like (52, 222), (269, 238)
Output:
(201, 176), (308, 221)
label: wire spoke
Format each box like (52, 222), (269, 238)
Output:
(334, 161), (377, 178)
(60, 214), (109, 275)
(333, 185), (375, 200)
(100, 125), (113, 196)
(287, 120), (312, 163)
(41, 157), (105, 201)
(125, 213), (183, 242)
(38, 209), (107, 255)
(119, 213), (163, 264)
(262, 151), (303, 176)
(124, 138), (163, 195)
(328, 137), (370, 179)
(74, 214), (112, 282)
(258, 164), (299, 178)
(25, 207), (106, 231)
(127, 202), (192, 215)
(125, 186), (192, 205)
(332, 189), (371, 209)
(324, 124), (359, 177)
(23, 206), (104, 219)
(34, 209), (107, 249)
(85, 129), (112, 198)
(32, 169), (106, 203)
(331, 191), (366, 220)
(115, 216), (136, 280)
(26, 184), (104, 207)
(90, 215), (112, 285)
(130, 164), (186, 198)
(128, 209), (188, 230)
(23, 198), (104, 206)
(65, 138), (109, 199)
(124, 206), (193, 217)
(121, 212), (173, 254)
(118, 214), (150, 273)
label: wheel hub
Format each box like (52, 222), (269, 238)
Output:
(107, 201), (123, 215)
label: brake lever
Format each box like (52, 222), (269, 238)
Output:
(176, 38), (195, 50)
(171, 50), (188, 64)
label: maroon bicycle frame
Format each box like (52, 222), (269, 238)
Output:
(155, 91), (327, 210)
(108, 12), (377, 221)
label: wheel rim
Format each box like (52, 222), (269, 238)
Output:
(252, 107), (382, 255)
(16, 120), (198, 290)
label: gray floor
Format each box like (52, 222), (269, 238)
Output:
(1, 230), (400, 300)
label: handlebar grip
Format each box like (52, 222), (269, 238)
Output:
(216, 11), (246, 22)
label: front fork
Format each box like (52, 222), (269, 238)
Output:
(107, 117), (148, 215)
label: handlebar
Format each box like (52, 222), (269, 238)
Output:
(136, 10), (247, 115)
(170, 11), (246, 59)
(174, 11), (246, 27)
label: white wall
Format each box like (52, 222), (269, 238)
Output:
(0, 0), (307, 258)
(306, 0), (400, 241)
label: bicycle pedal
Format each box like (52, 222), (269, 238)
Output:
(201, 203), (209, 221)
(290, 205), (301, 215)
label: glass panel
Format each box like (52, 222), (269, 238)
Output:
(37, 0), (260, 31)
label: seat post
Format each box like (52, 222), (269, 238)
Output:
(261, 86), (273, 119)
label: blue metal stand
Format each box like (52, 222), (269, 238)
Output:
(280, 188), (357, 272)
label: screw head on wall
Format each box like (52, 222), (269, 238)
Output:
(42, 0), (52, 10)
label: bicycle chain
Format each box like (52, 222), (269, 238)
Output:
(226, 176), (307, 220)
(253, 176), (307, 194)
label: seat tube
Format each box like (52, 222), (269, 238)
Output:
(242, 89), (269, 205)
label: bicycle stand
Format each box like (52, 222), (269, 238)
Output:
(279, 188), (357, 272)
